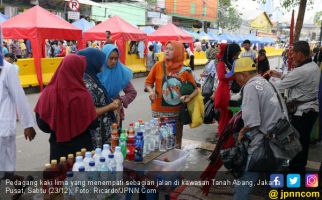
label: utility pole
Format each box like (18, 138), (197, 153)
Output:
(320, 16), (322, 46)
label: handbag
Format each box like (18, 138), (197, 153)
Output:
(203, 98), (215, 124)
(286, 98), (317, 115)
(202, 74), (215, 97)
(179, 104), (192, 125)
(220, 140), (249, 178)
(247, 138), (284, 172)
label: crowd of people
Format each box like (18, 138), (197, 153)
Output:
(0, 36), (322, 199)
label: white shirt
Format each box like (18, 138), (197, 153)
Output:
(0, 61), (35, 137)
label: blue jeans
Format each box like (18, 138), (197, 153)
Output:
(233, 153), (260, 200)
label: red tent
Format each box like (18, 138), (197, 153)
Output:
(147, 23), (193, 43)
(2, 5), (83, 89)
(83, 16), (147, 63)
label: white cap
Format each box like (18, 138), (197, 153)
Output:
(115, 146), (121, 152)
(85, 152), (91, 158)
(76, 156), (83, 162)
(95, 148), (102, 154)
(103, 144), (110, 150)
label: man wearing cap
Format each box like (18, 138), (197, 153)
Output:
(241, 39), (257, 61)
(227, 57), (286, 200)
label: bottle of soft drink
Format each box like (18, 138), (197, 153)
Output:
(67, 154), (74, 171)
(63, 171), (75, 200)
(51, 160), (59, 177)
(93, 148), (102, 164)
(83, 152), (94, 170)
(102, 144), (111, 161)
(119, 132), (127, 158)
(43, 163), (52, 199)
(126, 130), (136, 160)
(159, 124), (167, 152)
(111, 123), (119, 152)
(81, 148), (87, 158)
(72, 156), (85, 172)
(128, 123), (135, 134)
(135, 132), (144, 161)
(58, 157), (68, 180)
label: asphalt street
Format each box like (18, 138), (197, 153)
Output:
(14, 57), (321, 172)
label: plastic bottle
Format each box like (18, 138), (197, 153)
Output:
(50, 160), (59, 177)
(166, 122), (174, 149)
(43, 163), (52, 199)
(135, 132), (144, 161)
(126, 130), (136, 160)
(81, 148), (87, 158)
(72, 156), (85, 172)
(159, 124), (167, 152)
(114, 147), (124, 181)
(111, 123), (119, 152)
(107, 154), (117, 172)
(119, 132), (127, 158)
(67, 154), (74, 171)
(128, 123), (135, 134)
(93, 148), (102, 164)
(145, 122), (155, 152)
(63, 171), (75, 200)
(97, 157), (108, 171)
(134, 122), (140, 134)
(75, 166), (86, 200)
(87, 161), (98, 182)
(102, 144), (111, 161)
(58, 157), (68, 180)
(83, 152), (94, 170)
(151, 119), (160, 150)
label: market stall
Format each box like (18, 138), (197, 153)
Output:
(2, 5), (83, 89)
(83, 16), (147, 72)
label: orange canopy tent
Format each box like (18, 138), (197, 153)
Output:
(147, 23), (193, 43)
(2, 5), (83, 89)
(83, 16), (147, 63)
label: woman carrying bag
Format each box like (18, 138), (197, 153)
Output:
(145, 41), (198, 149)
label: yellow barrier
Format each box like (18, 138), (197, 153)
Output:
(125, 53), (147, 73)
(194, 51), (208, 66)
(16, 58), (38, 88)
(41, 57), (63, 84)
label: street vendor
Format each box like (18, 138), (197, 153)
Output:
(145, 40), (198, 149)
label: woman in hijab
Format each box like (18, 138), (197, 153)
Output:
(98, 44), (137, 128)
(145, 41), (199, 148)
(78, 48), (118, 148)
(34, 54), (98, 161)
(213, 43), (241, 139)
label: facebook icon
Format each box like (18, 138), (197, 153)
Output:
(270, 174), (284, 188)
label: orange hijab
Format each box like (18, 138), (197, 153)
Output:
(164, 41), (185, 72)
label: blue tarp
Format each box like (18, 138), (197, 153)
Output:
(207, 32), (219, 42)
(260, 37), (275, 44)
(72, 18), (94, 32)
(0, 12), (8, 23)
(143, 26), (155, 34)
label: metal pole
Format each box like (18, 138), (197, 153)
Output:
(320, 20), (322, 46)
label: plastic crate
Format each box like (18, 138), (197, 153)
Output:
(150, 149), (189, 171)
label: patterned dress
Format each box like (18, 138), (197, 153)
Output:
(84, 74), (116, 149)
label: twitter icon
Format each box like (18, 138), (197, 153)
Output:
(287, 174), (301, 188)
